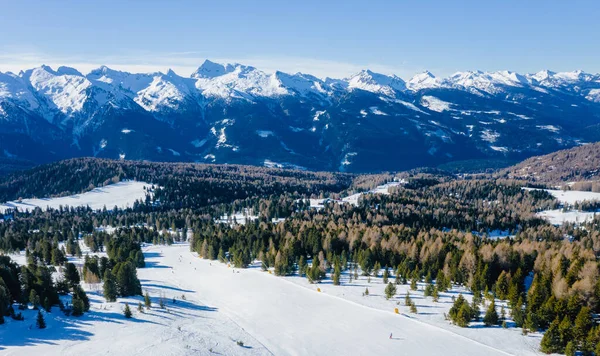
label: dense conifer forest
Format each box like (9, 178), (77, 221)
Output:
(0, 158), (599, 354)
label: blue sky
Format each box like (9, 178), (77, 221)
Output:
(0, 0), (598, 79)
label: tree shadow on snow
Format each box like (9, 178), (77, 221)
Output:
(141, 282), (195, 293)
(143, 261), (172, 269)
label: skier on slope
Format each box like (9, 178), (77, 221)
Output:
(389, 333), (392, 339)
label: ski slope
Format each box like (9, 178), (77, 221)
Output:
(1, 244), (541, 355)
(138, 245), (534, 356)
(0, 181), (151, 213)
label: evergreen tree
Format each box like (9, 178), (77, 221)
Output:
(436, 270), (447, 292)
(573, 306), (592, 343)
(385, 282), (397, 300)
(72, 298), (84, 316)
(72, 285), (90, 312)
(383, 268), (389, 284)
(36, 310), (46, 329)
(395, 266), (401, 285)
(483, 301), (499, 326)
(144, 291), (152, 308)
(103, 269), (117, 302)
(332, 261), (341, 286)
(137, 302), (143, 312)
(511, 296), (525, 327)
(124, 303), (132, 318)
(29, 289), (39, 309)
(405, 291), (412, 306)
(540, 318), (563, 354)
(410, 302), (418, 314)
(364, 287), (369, 296)
(432, 286), (440, 302)
(564, 341), (575, 356)
(558, 315), (572, 348)
(298, 256), (307, 276)
(63, 263), (80, 288)
(424, 282), (434, 297)
(410, 277), (418, 291)
(495, 271), (510, 300)
(373, 261), (381, 277)
(115, 262), (142, 297)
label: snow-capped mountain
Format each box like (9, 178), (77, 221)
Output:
(2, 60), (600, 174)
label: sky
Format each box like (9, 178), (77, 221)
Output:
(0, 0), (599, 79)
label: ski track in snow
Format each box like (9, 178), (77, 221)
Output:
(147, 245), (532, 356)
(1, 244), (542, 355)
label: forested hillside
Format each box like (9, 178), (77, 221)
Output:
(1, 158), (599, 355)
(499, 142), (600, 184)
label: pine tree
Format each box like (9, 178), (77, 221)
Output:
(298, 256), (307, 276)
(432, 286), (440, 302)
(573, 306), (592, 343)
(436, 270), (447, 292)
(333, 262), (341, 286)
(410, 302), (418, 314)
(410, 277), (418, 291)
(385, 282), (397, 300)
(36, 310), (46, 329)
(72, 298), (85, 316)
(123, 303), (132, 318)
(558, 315), (572, 348)
(73, 285), (90, 312)
(564, 341), (575, 356)
(404, 291), (412, 306)
(383, 268), (389, 284)
(495, 271), (510, 300)
(137, 302), (143, 312)
(540, 318), (563, 354)
(483, 301), (499, 326)
(115, 261), (142, 297)
(373, 261), (381, 277)
(511, 296), (525, 327)
(424, 282), (434, 297)
(103, 269), (117, 302)
(364, 287), (369, 296)
(144, 291), (151, 308)
(29, 289), (39, 309)
(64, 262), (80, 288)
(456, 303), (473, 327)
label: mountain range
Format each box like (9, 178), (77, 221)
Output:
(2, 60), (600, 173)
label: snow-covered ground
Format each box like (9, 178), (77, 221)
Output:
(0, 245), (268, 356)
(532, 188), (600, 205)
(0, 181), (152, 213)
(309, 180), (406, 209)
(536, 209), (597, 225)
(1, 244), (542, 355)
(523, 188), (600, 225)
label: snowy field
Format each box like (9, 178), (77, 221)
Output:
(524, 187), (600, 225)
(310, 180), (405, 209)
(2, 244), (542, 355)
(533, 188), (600, 205)
(0, 181), (152, 213)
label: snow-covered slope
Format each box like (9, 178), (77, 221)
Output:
(347, 70), (407, 96)
(2, 243), (537, 356)
(0, 181), (151, 213)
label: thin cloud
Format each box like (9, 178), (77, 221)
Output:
(0, 51), (425, 80)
